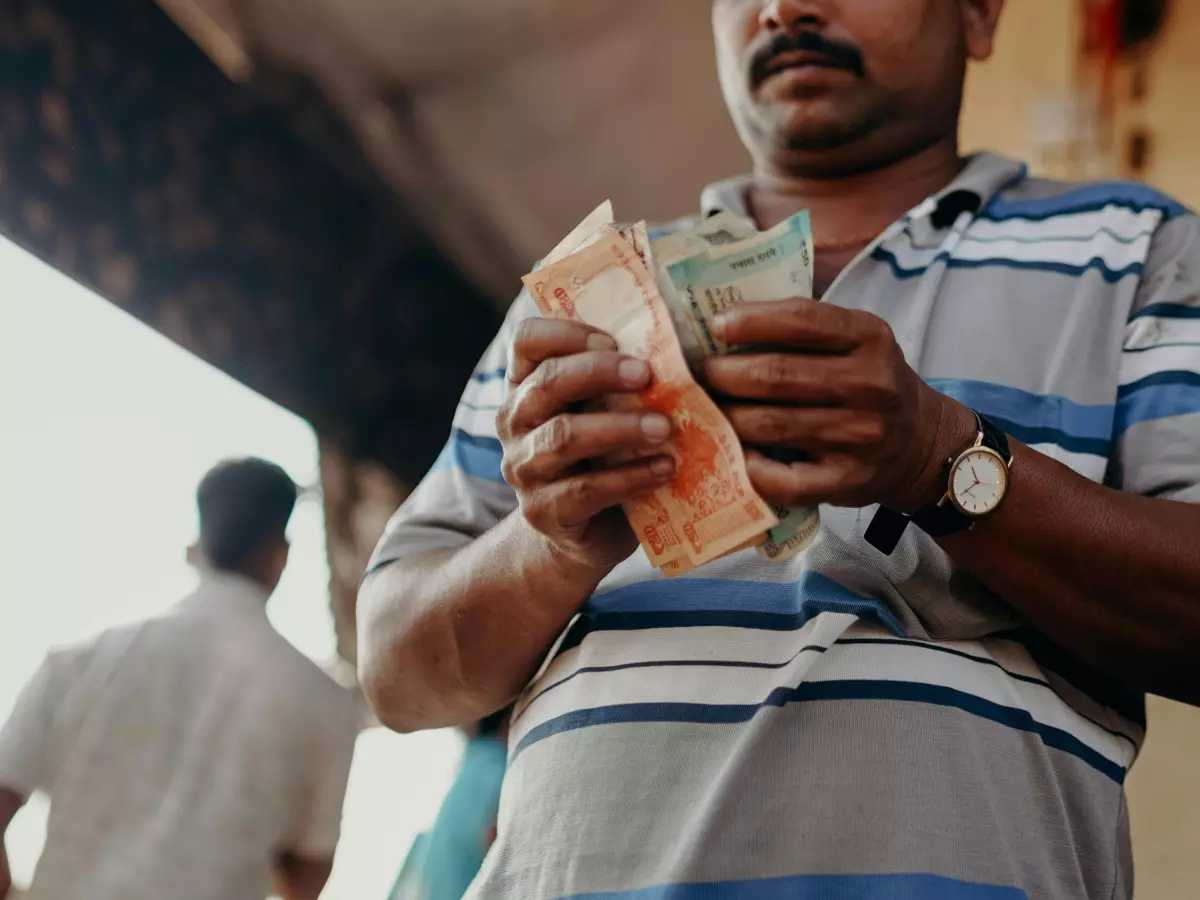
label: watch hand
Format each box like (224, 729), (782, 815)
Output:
(970, 465), (980, 484)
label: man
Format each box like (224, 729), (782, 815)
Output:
(358, 1), (1200, 897)
(0, 458), (359, 900)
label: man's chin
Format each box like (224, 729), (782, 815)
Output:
(756, 101), (871, 154)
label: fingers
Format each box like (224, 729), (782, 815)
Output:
(502, 412), (673, 485)
(744, 450), (847, 509)
(523, 457), (677, 531)
(502, 352), (651, 435)
(507, 318), (617, 385)
(703, 353), (856, 403)
(723, 405), (886, 451)
(713, 298), (886, 351)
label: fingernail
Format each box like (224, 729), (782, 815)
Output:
(641, 414), (671, 442)
(711, 313), (728, 339)
(619, 358), (650, 387)
(650, 457), (675, 476)
(588, 333), (618, 352)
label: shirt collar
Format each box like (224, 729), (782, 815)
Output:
(700, 173), (754, 220)
(698, 151), (1029, 225)
(178, 568), (271, 619)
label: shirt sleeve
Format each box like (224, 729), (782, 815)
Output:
(0, 654), (67, 795)
(366, 290), (538, 573)
(1110, 210), (1200, 502)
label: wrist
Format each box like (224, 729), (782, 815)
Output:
(898, 394), (978, 514)
(511, 515), (615, 593)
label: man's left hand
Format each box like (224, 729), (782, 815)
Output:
(703, 298), (976, 514)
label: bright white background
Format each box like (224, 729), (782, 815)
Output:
(0, 237), (461, 898)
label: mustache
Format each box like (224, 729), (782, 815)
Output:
(748, 31), (866, 87)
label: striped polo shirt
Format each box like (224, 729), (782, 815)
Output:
(368, 152), (1200, 900)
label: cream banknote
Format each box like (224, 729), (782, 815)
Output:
(649, 211), (758, 266)
(543, 200), (614, 266)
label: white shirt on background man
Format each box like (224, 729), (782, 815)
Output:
(0, 571), (359, 900)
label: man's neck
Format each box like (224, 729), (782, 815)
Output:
(748, 137), (964, 243)
(197, 565), (274, 602)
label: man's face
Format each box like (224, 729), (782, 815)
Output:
(712, 0), (999, 173)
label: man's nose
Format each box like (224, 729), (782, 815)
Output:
(759, 0), (827, 32)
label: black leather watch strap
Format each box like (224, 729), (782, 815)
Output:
(978, 414), (1012, 465)
(863, 506), (910, 555)
(910, 501), (971, 537)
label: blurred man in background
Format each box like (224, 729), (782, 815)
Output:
(360, 1), (1200, 898)
(0, 458), (358, 900)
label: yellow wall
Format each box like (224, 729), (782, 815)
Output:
(1120, 0), (1200, 207)
(961, 0), (1077, 169)
(962, 2), (1200, 896)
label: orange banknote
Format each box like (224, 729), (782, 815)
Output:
(522, 232), (777, 571)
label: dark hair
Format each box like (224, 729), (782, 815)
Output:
(197, 458), (298, 573)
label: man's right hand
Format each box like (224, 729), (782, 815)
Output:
(358, 317), (678, 731)
(497, 318), (676, 571)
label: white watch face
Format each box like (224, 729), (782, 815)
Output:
(950, 448), (1009, 516)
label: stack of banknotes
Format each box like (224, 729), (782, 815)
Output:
(521, 202), (820, 576)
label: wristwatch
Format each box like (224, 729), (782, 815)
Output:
(864, 411), (1012, 554)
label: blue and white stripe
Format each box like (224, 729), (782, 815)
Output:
(462, 366), (509, 411)
(432, 430), (505, 483)
(1119, 302), (1200, 434)
(510, 603), (1137, 784)
(877, 202), (1163, 282)
(979, 180), (1187, 222)
(559, 873), (1028, 900)
(430, 332), (515, 485)
(927, 378), (1114, 481)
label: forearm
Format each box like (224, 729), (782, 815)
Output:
(358, 512), (608, 732)
(942, 439), (1200, 703)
